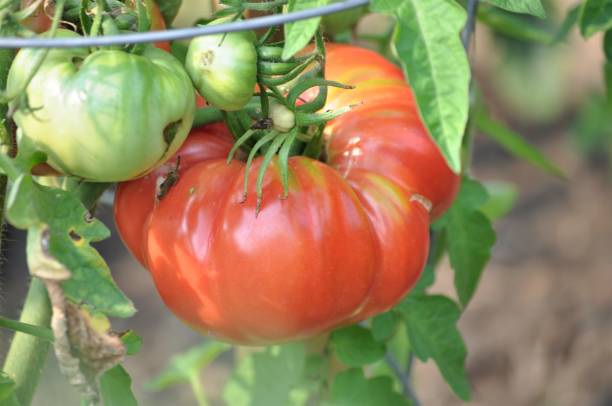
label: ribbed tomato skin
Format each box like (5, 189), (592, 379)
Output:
(115, 44), (458, 344)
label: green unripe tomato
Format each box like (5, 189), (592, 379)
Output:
(7, 30), (195, 182)
(185, 19), (257, 111)
(322, 1), (366, 36)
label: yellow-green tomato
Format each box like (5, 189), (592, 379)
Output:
(322, 0), (366, 35)
(185, 20), (257, 111)
(7, 29), (195, 182)
(269, 101), (295, 132)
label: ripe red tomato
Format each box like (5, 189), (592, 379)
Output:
(314, 44), (460, 219)
(115, 44), (457, 344)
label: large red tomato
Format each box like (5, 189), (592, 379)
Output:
(115, 44), (457, 345)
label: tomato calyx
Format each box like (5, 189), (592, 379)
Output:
(200, 26), (358, 213)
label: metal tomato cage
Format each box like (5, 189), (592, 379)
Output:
(0, 0), (370, 48)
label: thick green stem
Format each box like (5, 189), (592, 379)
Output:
(3, 278), (52, 406)
(194, 107), (224, 127)
(188, 373), (208, 406)
(0, 35), (35, 402)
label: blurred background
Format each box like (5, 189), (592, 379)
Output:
(1, 0), (612, 405)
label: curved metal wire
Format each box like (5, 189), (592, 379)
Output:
(0, 0), (369, 48)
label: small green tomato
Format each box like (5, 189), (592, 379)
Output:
(269, 101), (295, 133)
(186, 19), (257, 111)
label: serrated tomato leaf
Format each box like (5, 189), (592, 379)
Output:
(120, 330), (142, 356)
(147, 341), (230, 391)
(283, 0), (327, 60)
(441, 177), (496, 307)
(371, 312), (399, 342)
(223, 343), (310, 406)
(100, 365), (137, 406)
(397, 294), (470, 400)
(481, 0), (546, 18)
(6, 175), (134, 318)
(579, 0), (612, 38)
(371, 0), (470, 173)
(327, 368), (408, 406)
(331, 325), (386, 366)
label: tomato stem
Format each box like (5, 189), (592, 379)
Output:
(3, 278), (52, 406)
(193, 107), (224, 127)
(130, 0), (152, 55)
(385, 352), (421, 406)
(188, 373), (209, 406)
(89, 0), (103, 38)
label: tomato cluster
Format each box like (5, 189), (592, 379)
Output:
(115, 45), (459, 345)
(10, 0), (458, 344)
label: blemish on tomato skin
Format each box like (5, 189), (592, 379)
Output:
(189, 186), (196, 195)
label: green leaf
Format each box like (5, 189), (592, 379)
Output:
(397, 294), (470, 400)
(282, 0), (327, 60)
(442, 177), (496, 307)
(223, 343), (309, 406)
(474, 109), (565, 178)
(552, 5), (581, 44)
(371, 312), (399, 342)
(290, 353), (329, 405)
(0, 372), (21, 406)
(147, 341), (230, 391)
(331, 325), (386, 366)
(1, 132), (133, 317)
(579, 0), (612, 38)
(8, 176), (134, 318)
(481, 0), (546, 18)
(477, 5), (553, 44)
(412, 265), (435, 294)
(480, 181), (518, 221)
(120, 330), (142, 356)
(412, 228), (447, 294)
(327, 368), (407, 406)
(100, 365), (137, 406)
(156, 0), (182, 26)
(371, 0), (470, 173)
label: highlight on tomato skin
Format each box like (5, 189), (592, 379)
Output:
(114, 124), (234, 266)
